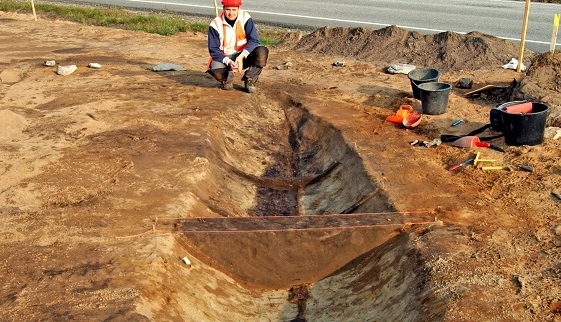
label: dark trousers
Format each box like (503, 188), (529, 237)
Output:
(208, 46), (269, 83)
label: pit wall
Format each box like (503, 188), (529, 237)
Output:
(141, 229), (444, 321)
(283, 103), (395, 215)
(279, 233), (443, 322)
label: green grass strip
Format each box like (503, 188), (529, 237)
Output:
(0, 0), (213, 36)
(0, 0), (282, 44)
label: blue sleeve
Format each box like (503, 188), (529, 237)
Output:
(243, 18), (261, 54)
(208, 26), (227, 62)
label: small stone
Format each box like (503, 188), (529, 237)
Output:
(544, 127), (561, 140)
(56, 65), (77, 76)
(88, 63), (102, 69)
(152, 63), (186, 72)
(387, 63), (416, 74)
(0, 70), (21, 83)
(44, 60), (56, 66)
(457, 78), (473, 89)
(456, 285), (468, 294)
(550, 300), (561, 313)
(274, 65), (288, 70)
(554, 225), (561, 236)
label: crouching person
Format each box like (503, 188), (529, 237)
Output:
(206, 0), (268, 93)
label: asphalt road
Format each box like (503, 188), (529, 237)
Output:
(70, 0), (561, 53)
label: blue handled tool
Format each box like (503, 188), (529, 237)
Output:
(452, 119), (465, 127)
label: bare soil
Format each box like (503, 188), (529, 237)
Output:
(1, 11), (561, 322)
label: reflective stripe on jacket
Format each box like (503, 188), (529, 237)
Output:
(210, 11), (249, 56)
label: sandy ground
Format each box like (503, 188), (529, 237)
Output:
(1, 10), (561, 322)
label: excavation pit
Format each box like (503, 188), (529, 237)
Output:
(159, 96), (441, 321)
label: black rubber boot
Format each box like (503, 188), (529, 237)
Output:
(222, 82), (234, 90)
(244, 78), (256, 93)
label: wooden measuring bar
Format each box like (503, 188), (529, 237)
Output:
(169, 212), (437, 233)
(551, 13), (560, 54)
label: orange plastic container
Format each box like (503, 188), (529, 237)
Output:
(386, 105), (413, 124)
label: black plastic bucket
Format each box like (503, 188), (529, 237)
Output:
(497, 101), (549, 146)
(417, 82), (452, 115)
(407, 68), (441, 99)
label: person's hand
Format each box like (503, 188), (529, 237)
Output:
(228, 60), (238, 72)
(234, 55), (244, 73)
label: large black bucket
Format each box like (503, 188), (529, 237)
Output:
(497, 101), (549, 146)
(407, 68), (441, 99)
(417, 82), (452, 115)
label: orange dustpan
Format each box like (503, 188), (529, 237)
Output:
(452, 136), (490, 148)
(452, 136), (505, 152)
(386, 105), (413, 124)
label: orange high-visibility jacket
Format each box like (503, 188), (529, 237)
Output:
(209, 10), (250, 57)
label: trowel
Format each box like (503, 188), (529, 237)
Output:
(452, 136), (505, 152)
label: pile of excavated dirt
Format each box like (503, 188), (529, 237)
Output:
(283, 25), (561, 124)
(517, 52), (561, 126)
(284, 26), (536, 72)
(2, 10), (561, 322)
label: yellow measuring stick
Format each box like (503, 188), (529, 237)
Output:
(482, 166), (510, 171)
(473, 152), (496, 167)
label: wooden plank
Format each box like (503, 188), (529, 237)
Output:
(168, 212), (436, 233)
(464, 84), (509, 97)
